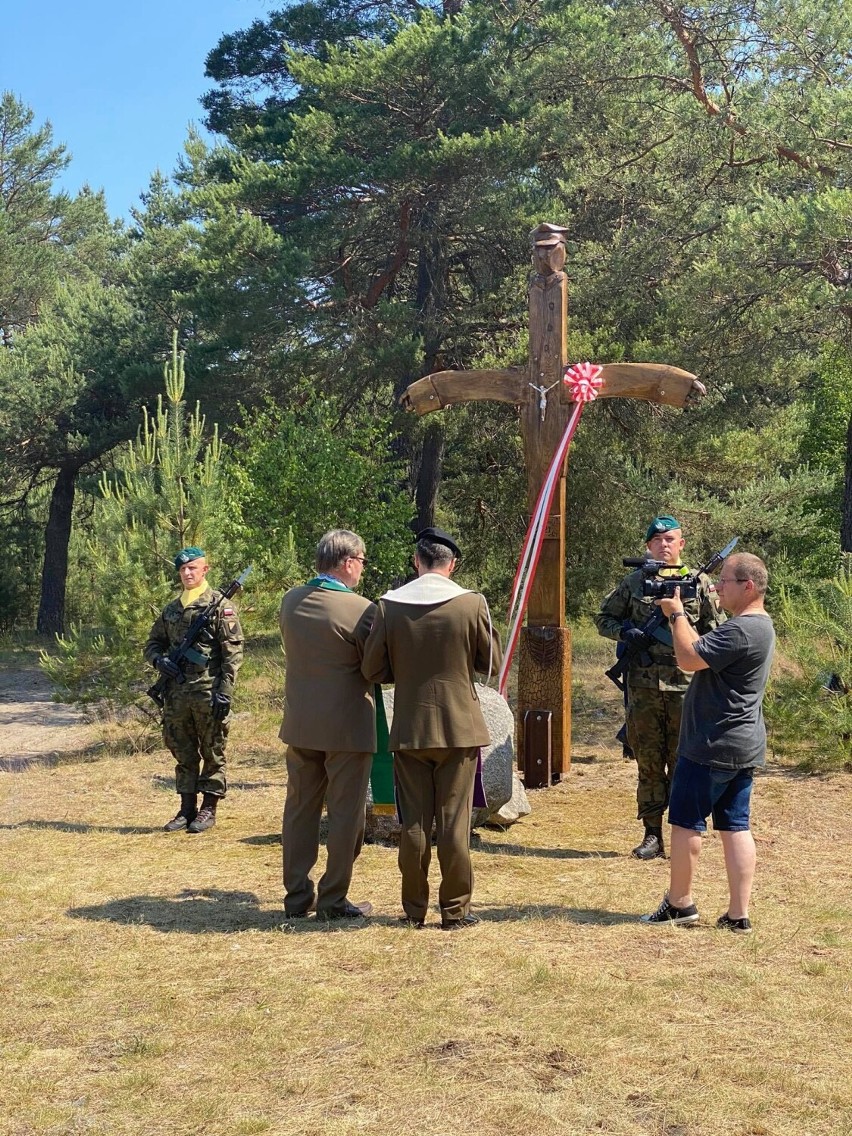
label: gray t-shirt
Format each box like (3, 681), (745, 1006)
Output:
(679, 613), (775, 770)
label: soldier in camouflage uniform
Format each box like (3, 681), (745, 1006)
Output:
(144, 547), (244, 833)
(594, 517), (725, 860)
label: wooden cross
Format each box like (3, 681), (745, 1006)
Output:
(401, 223), (705, 785)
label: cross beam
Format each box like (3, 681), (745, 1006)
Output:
(402, 223), (705, 784)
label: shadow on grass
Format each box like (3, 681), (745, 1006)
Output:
(473, 904), (639, 926)
(0, 819), (162, 835)
(149, 773), (280, 792)
(235, 832), (623, 857)
(66, 889), (639, 932)
(758, 761), (840, 781)
(473, 836), (620, 860)
(67, 888), (371, 934)
(0, 748), (105, 773)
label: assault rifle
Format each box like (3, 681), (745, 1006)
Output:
(146, 567), (252, 709)
(603, 538), (738, 693)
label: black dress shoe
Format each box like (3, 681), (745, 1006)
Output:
(284, 902), (316, 919)
(316, 900), (373, 921)
(441, 913), (480, 931)
(398, 915), (425, 928)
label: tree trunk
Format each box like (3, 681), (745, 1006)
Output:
(842, 411), (852, 553)
(414, 420), (445, 532)
(409, 203), (447, 533)
(36, 465), (77, 635)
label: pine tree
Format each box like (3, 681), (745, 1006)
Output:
(41, 334), (233, 705)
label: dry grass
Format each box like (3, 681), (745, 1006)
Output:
(1, 635), (851, 1136)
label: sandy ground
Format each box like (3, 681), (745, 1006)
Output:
(0, 666), (102, 770)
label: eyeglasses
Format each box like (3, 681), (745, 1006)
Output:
(348, 555), (368, 565)
(717, 576), (748, 585)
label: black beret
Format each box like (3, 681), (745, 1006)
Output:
(416, 527), (461, 559)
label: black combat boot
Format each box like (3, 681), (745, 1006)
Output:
(187, 793), (219, 833)
(164, 793), (198, 832)
(632, 826), (664, 860)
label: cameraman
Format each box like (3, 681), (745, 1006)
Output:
(641, 553), (774, 931)
(595, 516), (725, 860)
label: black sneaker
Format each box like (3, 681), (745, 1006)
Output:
(640, 895), (699, 926)
(716, 912), (752, 934)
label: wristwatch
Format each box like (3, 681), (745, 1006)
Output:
(669, 612), (687, 626)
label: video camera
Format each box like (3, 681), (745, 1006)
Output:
(622, 559), (700, 601)
(622, 536), (740, 602)
(603, 537), (739, 693)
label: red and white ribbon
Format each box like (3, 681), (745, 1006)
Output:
(498, 363), (603, 697)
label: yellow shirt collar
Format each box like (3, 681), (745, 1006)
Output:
(180, 583), (209, 607)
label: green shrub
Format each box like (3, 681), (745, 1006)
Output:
(767, 560), (852, 771)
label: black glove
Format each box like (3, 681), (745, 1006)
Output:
(210, 692), (231, 720)
(155, 655), (181, 679)
(619, 626), (652, 648)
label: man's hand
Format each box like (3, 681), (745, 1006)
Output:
(155, 655), (181, 679)
(657, 587), (684, 618)
(210, 692), (231, 720)
(619, 626), (652, 648)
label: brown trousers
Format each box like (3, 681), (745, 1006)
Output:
(395, 746), (478, 923)
(282, 747), (372, 916)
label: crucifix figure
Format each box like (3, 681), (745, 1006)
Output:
(529, 378), (560, 422)
(401, 223), (705, 785)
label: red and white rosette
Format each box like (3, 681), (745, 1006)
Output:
(563, 360), (603, 402)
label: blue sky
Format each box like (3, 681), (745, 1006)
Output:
(1, 0), (267, 219)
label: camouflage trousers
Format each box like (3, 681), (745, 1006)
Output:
(625, 685), (684, 827)
(162, 690), (229, 797)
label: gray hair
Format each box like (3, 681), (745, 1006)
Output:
(729, 553), (769, 595)
(315, 529), (365, 573)
(416, 538), (455, 570)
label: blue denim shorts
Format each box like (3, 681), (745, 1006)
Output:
(668, 755), (754, 832)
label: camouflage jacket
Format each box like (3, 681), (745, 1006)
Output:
(143, 587), (244, 698)
(594, 568), (725, 691)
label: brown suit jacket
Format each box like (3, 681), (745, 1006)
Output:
(279, 585), (377, 753)
(362, 591), (502, 750)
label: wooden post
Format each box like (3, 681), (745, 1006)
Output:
(518, 227), (571, 781)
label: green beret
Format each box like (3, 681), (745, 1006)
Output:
(645, 516), (681, 542)
(174, 546), (205, 569)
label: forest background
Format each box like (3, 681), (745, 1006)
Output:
(1, 0), (851, 765)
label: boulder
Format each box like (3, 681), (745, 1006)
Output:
(365, 685), (530, 842)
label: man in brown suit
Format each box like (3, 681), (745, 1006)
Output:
(362, 528), (502, 930)
(279, 530), (376, 920)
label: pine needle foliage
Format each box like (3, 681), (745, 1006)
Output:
(98, 332), (227, 570)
